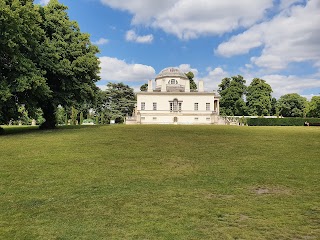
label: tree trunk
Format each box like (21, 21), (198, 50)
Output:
(40, 101), (56, 129)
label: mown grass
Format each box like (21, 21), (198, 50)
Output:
(0, 125), (319, 239)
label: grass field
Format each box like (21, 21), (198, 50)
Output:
(0, 125), (319, 239)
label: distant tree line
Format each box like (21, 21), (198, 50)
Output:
(218, 75), (320, 118)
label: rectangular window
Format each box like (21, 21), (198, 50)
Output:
(194, 117), (199, 121)
(206, 117), (211, 121)
(194, 103), (199, 111)
(170, 102), (173, 112)
(178, 103), (182, 112)
(153, 102), (157, 111)
(206, 103), (210, 111)
(153, 117), (157, 120)
(141, 102), (145, 110)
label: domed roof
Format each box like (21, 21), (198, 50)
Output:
(155, 67), (188, 79)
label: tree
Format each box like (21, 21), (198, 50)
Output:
(246, 78), (273, 116)
(94, 83), (136, 123)
(307, 96), (320, 118)
(276, 93), (307, 117)
(38, 0), (100, 129)
(185, 72), (197, 90)
(0, 0), (100, 129)
(55, 105), (66, 125)
(140, 83), (148, 91)
(218, 75), (247, 115)
(79, 111), (84, 125)
(270, 97), (277, 116)
(70, 106), (78, 125)
(0, 0), (51, 125)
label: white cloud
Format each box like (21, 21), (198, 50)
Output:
(125, 30), (154, 44)
(202, 67), (229, 91)
(99, 56), (156, 82)
(261, 74), (320, 98)
(93, 38), (109, 45)
(177, 64), (199, 77)
(216, 0), (320, 70)
(279, 0), (304, 10)
(101, 0), (273, 40)
(39, 0), (50, 5)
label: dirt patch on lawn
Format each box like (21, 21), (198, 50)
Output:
(253, 186), (291, 195)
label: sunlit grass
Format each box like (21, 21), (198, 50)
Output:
(0, 125), (319, 239)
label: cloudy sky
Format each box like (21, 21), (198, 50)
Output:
(37, 0), (320, 98)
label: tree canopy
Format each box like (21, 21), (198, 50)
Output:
(185, 72), (197, 90)
(276, 93), (307, 117)
(218, 75), (247, 116)
(0, 0), (50, 124)
(246, 78), (273, 116)
(140, 83), (148, 92)
(94, 83), (135, 123)
(306, 96), (320, 118)
(0, 0), (100, 128)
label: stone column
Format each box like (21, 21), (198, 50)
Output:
(147, 79), (153, 92)
(198, 80), (204, 92)
(185, 79), (190, 92)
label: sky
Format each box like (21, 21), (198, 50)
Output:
(37, 0), (320, 99)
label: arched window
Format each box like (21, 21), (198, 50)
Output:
(168, 79), (178, 84)
(170, 98), (182, 112)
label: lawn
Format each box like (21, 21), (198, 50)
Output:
(0, 125), (319, 239)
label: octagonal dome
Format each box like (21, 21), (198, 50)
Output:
(155, 67), (188, 80)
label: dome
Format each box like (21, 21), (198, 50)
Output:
(155, 67), (188, 80)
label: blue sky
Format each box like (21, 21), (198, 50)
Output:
(37, 0), (320, 98)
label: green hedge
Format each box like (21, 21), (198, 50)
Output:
(247, 118), (320, 126)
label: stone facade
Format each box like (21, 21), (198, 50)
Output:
(127, 67), (220, 125)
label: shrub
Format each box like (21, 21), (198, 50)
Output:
(247, 118), (320, 126)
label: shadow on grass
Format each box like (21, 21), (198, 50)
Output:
(0, 125), (105, 136)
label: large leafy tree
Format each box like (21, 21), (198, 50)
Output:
(218, 75), (247, 115)
(38, 0), (100, 128)
(307, 96), (320, 118)
(94, 83), (136, 123)
(0, 0), (50, 124)
(185, 72), (197, 90)
(276, 93), (307, 117)
(246, 78), (273, 116)
(0, 0), (100, 129)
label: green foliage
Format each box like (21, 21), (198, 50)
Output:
(140, 83), (148, 91)
(55, 106), (66, 125)
(79, 112), (84, 125)
(270, 97), (277, 116)
(70, 106), (78, 125)
(276, 93), (307, 117)
(218, 75), (247, 115)
(0, 0), (100, 128)
(307, 96), (320, 117)
(94, 83), (136, 123)
(246, 78), (273, 116)
(65, 113), (68, 125)
(185, 71), (197, 90)
(247, 117), (320, 126)
(37, 0), (100, 128)
(0, 0), (50, 124)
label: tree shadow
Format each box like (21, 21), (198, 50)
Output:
(0, 125), (104, 136)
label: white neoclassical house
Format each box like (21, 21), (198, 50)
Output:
(127, 67), (220, 124)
